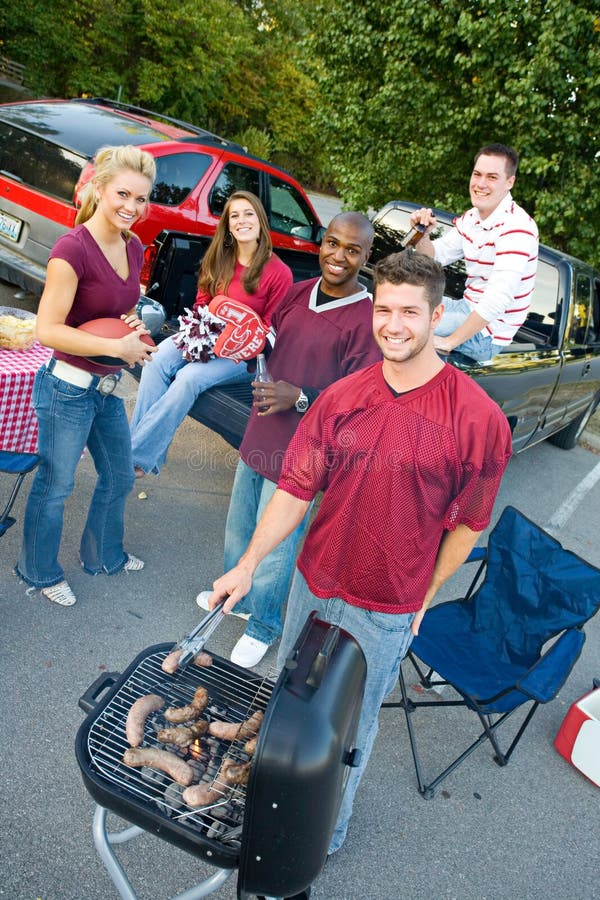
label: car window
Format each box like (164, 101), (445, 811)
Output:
(591, 278), (600, 344)
(0, 121), (87, 202)
(151, 152), (212, 206)
(569, 272), (592, 346)
(522, 260), (561, 345)
(209, 163), (261, 216)
(0, 101), (175, 157)
(269, 176), (317, 239)
(371, 206), (466, 301)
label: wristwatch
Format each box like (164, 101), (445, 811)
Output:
(295, 389), (310, 413)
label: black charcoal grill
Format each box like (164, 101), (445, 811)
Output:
(76, 611), (366, 900)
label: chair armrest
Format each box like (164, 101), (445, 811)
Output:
(516, 629), (586, 703)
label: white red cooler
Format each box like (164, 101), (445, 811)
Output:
(554, 684), (600, 787)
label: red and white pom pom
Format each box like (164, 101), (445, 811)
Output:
(172, 306), (225, 363)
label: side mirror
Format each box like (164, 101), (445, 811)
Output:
(136, 296), (166, 337)
(314, 224), (327, 244)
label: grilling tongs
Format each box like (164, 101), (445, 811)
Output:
(175, 600), (226, 669)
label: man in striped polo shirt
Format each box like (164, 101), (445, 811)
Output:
(410, 143), (539, 361)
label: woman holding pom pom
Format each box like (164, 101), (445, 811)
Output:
(129, 191), (292, 477)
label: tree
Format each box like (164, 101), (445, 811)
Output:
(306, 0), (600, 264)
(0, 0), (320, 186)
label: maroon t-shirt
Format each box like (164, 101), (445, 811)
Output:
(240, 278), (381, 482)
(49, 224), (144, 375)
(279, 362), (512, 613)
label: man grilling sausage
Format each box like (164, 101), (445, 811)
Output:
(205, 250), (512, 857)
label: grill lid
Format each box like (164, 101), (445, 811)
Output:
(237, 613), (366, 898)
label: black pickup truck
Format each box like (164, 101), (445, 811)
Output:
(145, 201), (600, 452)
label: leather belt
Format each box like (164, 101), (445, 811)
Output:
(47, 358), (121, 396)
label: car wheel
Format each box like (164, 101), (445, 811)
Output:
(549, 395), (600, 450)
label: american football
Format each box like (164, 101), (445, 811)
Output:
(78, 317), (155, 366)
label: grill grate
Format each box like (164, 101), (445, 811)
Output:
(86, 649), (274, 847)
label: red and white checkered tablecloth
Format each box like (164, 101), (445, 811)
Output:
(0, 342), (53, 453)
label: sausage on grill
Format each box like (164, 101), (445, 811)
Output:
(125, 694), (164, 747)
(244, 736), (257, 756)
(182, 780), (224, 807)
(161, 649), (213, 674)
(221, 758), (251, 786)
(122, 747), (195, 786)
(209, 709), (264, 742)
(157, 720), (209, 747)
(182, 757), (250, 807)
(164, 686), (209, 723)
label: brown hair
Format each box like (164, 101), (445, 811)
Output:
(75, 145), (156, 239)
(373, 250), (445, 312)
(198, 191), (272, 296)
(475, 143), (519, 177)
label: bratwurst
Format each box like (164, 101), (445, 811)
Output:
(122, 747), (194, 786)
(182, 780), (224, 807)
(164, 686), (209, 724)
(221, 757), (251, 786)
(244, 736), (258, 756)
(181, 757), (251, 807)
(125, 694), (164, 747)
(208, 709), (264, 742)
(161, 649), (213, 674)
(157, 720), (209, 747)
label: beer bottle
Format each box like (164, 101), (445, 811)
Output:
(255, 353), (273, 412)
(401, 222), (427, 249)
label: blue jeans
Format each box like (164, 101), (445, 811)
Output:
(436, 298), (498, 361)
(223, 459), (312, 645)
(16, 365), (135, 588)
(277, 570), (415, 854)
(130, 337), (251, 474)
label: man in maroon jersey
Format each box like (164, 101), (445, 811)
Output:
(196, 212), (382, 668)
(207, 250), (512, 854)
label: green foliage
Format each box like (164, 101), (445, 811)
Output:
(0, 0), (320, 188)
(307, 0), (600, 265)
(2, 0), (598, 261)
(233, 125), (274, 160)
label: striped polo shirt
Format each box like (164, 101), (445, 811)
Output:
(433, 193), (539, 345)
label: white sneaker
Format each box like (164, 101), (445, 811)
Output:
(230, 634), (270, 668)
(195, 590), (249, 620)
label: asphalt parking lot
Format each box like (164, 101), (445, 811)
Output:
(1, 362), (600, 900)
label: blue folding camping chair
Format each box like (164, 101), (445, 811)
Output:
(0, 451), (39, 537)
(385, 505), (600, 798)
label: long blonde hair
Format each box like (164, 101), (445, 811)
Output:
(75, 145), (156, 239)
(198, 191), (272, 296)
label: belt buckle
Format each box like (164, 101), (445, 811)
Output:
(96, 374), (119, 396)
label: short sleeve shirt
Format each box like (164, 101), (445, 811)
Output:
(278, 362), (512, 612)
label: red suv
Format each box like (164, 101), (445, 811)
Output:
(0, 97), (324, 295)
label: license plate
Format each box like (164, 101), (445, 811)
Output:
(0, 209), (23, 243)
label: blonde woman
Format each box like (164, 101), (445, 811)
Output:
(16, 145), (156, 606)
(129, 191), (292, 476)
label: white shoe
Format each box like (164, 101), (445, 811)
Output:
(123, 554), (144, 572)
(230, 634), (270, 668)
(41, 580), (77, 607)
(195, 590), (249, 620)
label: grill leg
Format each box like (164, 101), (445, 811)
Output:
(170, 869), (234, 900)
(92, 805), (234, 900)
(93, 805), (141, 900)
